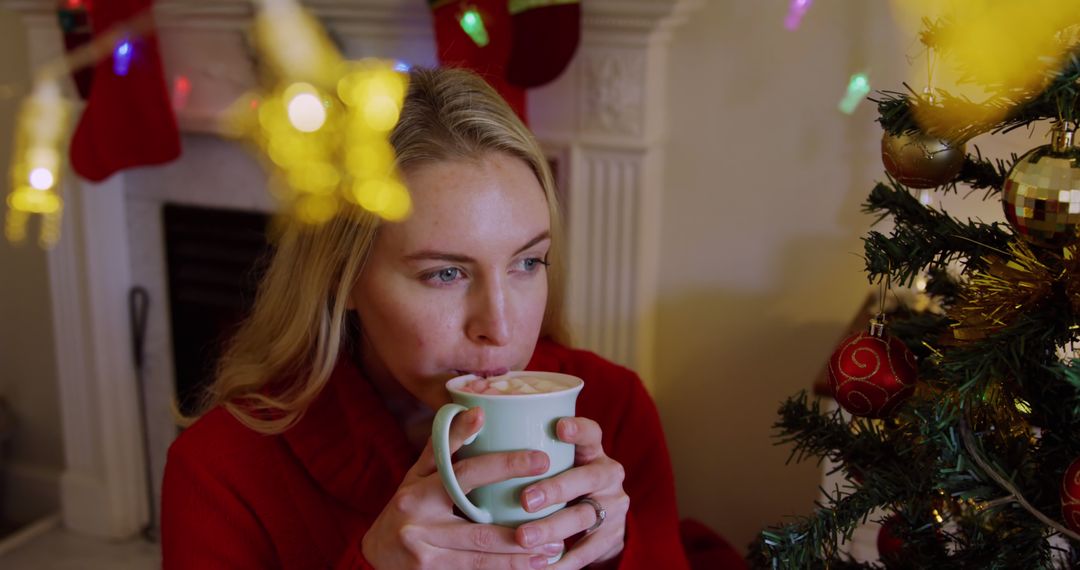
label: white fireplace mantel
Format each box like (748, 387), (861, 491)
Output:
(4, 0), (701, 539)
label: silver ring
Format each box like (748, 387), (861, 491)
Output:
(578, 497), (606, 534)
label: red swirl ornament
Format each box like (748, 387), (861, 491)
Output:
(876, 515), (905, 558)
(1062, 456), (1080, 533)
(826, 325), (917, 418)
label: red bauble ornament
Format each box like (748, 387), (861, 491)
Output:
(1062, 456), (1080, 532)
(876, 515), (905, 558)
(827, 319), (917, 418)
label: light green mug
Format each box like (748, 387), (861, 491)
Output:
(432, 371), (584, 527)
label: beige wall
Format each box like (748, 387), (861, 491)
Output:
(0, 8), (63, 524)
(655, 1), (908, 551)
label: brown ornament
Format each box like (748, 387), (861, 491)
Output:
(881, 131), (966, 189)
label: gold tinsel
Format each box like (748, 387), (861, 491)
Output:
(950, 240), (1061, 341)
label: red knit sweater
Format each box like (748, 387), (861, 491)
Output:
(162, 339), (690, 569)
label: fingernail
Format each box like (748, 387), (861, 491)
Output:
(560, 419), (577, 438)
(530, 452), (548, 472)
(542, 542), (564, 555)
(521, 525), (539, 547)
(530, 555), (549, 569)
(524, 488), (545, 512)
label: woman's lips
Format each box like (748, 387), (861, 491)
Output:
(453, 367), (510, 378)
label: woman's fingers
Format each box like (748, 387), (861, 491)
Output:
(442, 551), (552, 570)
(520, 458), (624, 513)
(549, 529), (624, 570)
(557, 417), (604, 464)
(411, 407), (485, 477)
(516, 493), (629, 549)
(421, 523), (564, 556)
(453, 449), (550, 494)
(515, 501), (602, 548)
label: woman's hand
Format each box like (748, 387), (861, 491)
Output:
(362, 407), (566, 569)
(514, 417), (629, 569)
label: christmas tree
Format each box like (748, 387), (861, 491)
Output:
(753, 10), (1080, 569)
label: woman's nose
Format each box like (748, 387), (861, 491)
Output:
(465, 278), (511, 346)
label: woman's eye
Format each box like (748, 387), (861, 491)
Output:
(435, 268), (460, 282)
(520, 257), (549, 272)
(423, 267), (462, 283)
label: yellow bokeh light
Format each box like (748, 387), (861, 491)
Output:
(294, 193), (339, 224)
(26, 147), (59, 171)
(350, 178), (410, 220)
(287, 161), (341, 194)
(345, 142), (394, 178)
(5, 79), (68, 246)
(362, 94), (401, 132)
(234, 2), (412, 226)
(351, 179), (385, 210)
(9, 186), (61, 214)
(268, 137), (299, 167)
(889, 0), (1080, 132)
(258, 97), (288, 132)
(380, 190), (412, 222)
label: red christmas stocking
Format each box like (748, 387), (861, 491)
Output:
(505, 0), (580, 88)
(70, 0), (180, 182)
(428, 0), (528, 122)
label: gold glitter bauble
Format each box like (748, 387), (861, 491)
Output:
(1002, 128), (1080, 248)
(881, 131), (966, 189)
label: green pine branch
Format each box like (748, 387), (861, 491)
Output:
(862, 179), (1013, 285)
(872, 46), (1080, 142)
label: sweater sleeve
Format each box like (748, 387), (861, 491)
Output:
(162, 444), (380, 570)
(161, 445), (280, 569)
(607, 377), (691, 570)
(333, 537), (377, 570)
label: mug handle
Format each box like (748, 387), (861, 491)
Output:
(432, 403), (493, 524)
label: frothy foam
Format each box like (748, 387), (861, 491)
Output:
(459, 375), (576, 395)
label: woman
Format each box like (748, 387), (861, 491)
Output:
(163, 67), (690, 569)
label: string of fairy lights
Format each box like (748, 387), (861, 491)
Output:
(4, 0), (818, 247)
(4, 0), (413, 247)
(10, 0), (1073, 247)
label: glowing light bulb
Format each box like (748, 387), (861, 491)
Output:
(838, 72), (870, 115)
(785, 0), (812, 30)
(28, 167), (55, 190)
(919, 188), (932, 205)
(459, 8), (490, 47)
(114, 40), (133, 76)
(287, 91), (327, 132)
(173, 75), (192, 110)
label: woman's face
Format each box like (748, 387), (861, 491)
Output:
(349, 152), (551, 408)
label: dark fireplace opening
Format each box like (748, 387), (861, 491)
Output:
(162, 204), (272, 416)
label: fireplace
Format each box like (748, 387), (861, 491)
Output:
(162, 204), (271, 416)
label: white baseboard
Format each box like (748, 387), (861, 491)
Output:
(0, 514), (60, 557)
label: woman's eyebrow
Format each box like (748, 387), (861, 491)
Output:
(513, 231), (551, 255)
(403, 231), (551, 263)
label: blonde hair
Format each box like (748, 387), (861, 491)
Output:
(192, 67), (568, 434)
